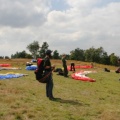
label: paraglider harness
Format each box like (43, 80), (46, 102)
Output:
(34, 58), (52, 83)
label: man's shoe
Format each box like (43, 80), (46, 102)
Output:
(49, 97), (61, 101)
(64, 76), (69, 77)
(49, 97), (56, 101)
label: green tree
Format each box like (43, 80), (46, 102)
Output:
(70, 48), (85, 61)
(93, 47), (104, 63)
(19, 51), (27, 58)
(5, 56), (10, 59)
(100, 52), (110, 65)
(84, 47), (95, 62)
(27, 41), (40, 59)
(0, 56), (4, 59)
(109, 53), (118, 66)
(84, 47), (104, 63)
(39, 42), (49, 58)
(11, 51), (32, 58)
(25, 54), (33, 59)
(52, 50), (60, 59)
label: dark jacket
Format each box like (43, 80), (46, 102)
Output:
(44, 56), (51, 72)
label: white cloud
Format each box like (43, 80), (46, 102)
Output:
(0, 0), (120, 57)
(0, 0), (50, 27)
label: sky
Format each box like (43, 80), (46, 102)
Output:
(0, 0), (120, 57)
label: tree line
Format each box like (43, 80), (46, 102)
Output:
(1, 41), (119, 66)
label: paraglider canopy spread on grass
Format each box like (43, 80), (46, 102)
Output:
(71, 71), (96, 82)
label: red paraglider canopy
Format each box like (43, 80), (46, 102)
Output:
(71, 71), (96, 82)
(67, 65), (93, 71)
(0, 64), (11, 67)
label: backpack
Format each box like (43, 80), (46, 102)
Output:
(34, 58), (46, 83)
(34, 58), (52, 83)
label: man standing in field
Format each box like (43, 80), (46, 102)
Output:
(44, 50), (56, 100)
(62, 54), (68, 77)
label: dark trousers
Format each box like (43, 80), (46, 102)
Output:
(63, 65), (68, 77)
(46, 72), (54, 98)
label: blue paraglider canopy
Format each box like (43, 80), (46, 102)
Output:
(0, 73), (28, 80)
(31, 59), (37, 63)
(26, 65), (37, 70)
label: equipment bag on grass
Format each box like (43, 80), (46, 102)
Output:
(34, 58), (51, 83)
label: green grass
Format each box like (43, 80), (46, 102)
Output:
(0, 59), (120, 120)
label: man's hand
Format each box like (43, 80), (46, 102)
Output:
(51, 65), (55, 70)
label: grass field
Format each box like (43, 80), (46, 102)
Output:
(0, 59), (120, 120)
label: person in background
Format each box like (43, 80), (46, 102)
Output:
(44, 50), (56, 100)
(70, 62), (75, 72)
(91, 62), (94, 68)
(62, 54), (68, 77)
(115, 59), (120, 73)
(26, 62), (33, 66)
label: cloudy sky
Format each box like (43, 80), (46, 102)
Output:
(0, 0), (120, 57)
